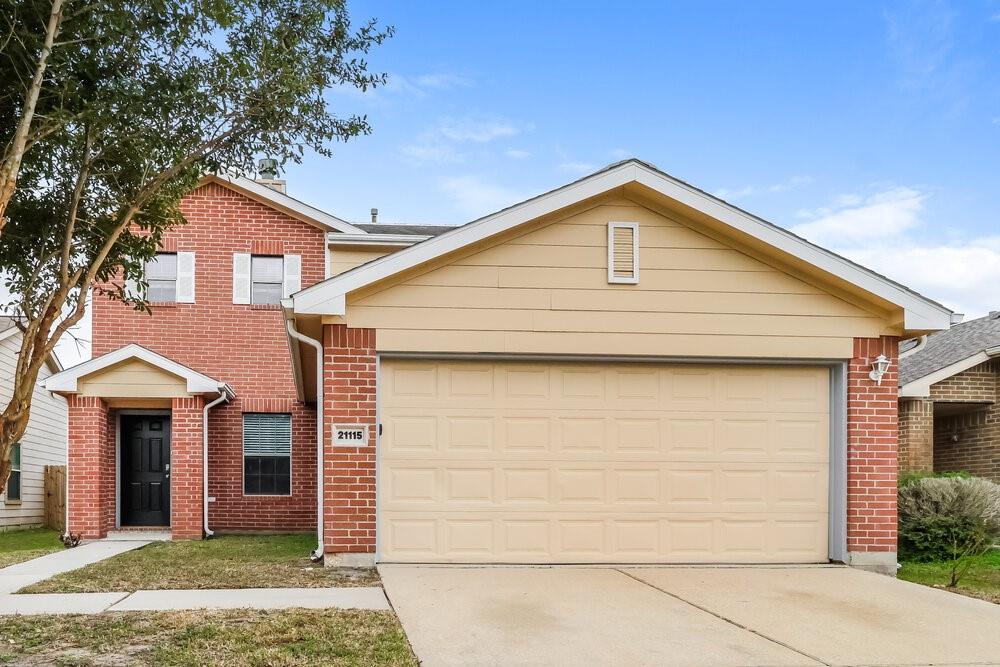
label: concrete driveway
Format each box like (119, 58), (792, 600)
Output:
(379, 564), (1000, 666)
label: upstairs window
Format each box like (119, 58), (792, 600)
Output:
(232, 253), (300, 305)
(607, 221), (639, 284)
(145, 253), (177, 302)
(243, 413), (291, 495)
(5, 443), (20, 502)
(251, 255), (284, 305)
(140, 251), (195, 303)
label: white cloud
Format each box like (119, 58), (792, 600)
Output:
(715, 175), (812, 200)
(558, 161), (597, 175)
(401, 116), (523, 165)
(791, 187), (1000, 317)
(413, 73), (472, 89)
(609, 148), (632, 160)
(504, 149), (530, 159)
(440, 175), (525, 218)
(437, 117), (518, 143)
(990, 11), (1000, 22)
(791, 187), (925, 246)
(399, 142), (465, 164)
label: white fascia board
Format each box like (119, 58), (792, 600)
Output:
(44, 343), (228, 395)
(899, 351), (994, 398)
(210, 175), (364, 234)
(292, 160), (952, 330)
(0, 327), (18, 343)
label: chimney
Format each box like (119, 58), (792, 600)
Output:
(371, 208), (378, 224)
(255, 158), (287, 194)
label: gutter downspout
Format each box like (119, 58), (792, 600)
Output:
(286, 319), (325, 562)
(203, 387), (230, 537)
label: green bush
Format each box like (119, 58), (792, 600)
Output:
(898, 470), (971, 489)
(898, 476), (1000, 585)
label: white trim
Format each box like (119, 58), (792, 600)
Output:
(607, 221), (639, 284)
(44, 344), (234, 396)
(291, 160), (952, 330)
(204, 174), (364, 234)
(327, 232), (430, 247)
(900, 348), (1000, 397)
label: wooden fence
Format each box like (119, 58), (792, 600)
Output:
(43, 465), (66, 532)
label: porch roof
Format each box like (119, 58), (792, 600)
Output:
(45, 344), (235, 399)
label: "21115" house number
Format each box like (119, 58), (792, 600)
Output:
(332, 425), (368, 447)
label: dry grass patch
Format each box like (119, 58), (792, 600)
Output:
(0, 608), (416, 666)
(0, 528), (63, 569)
(22, 534), (379, 593)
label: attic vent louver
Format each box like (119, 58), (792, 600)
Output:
(607, 222), (639, 284)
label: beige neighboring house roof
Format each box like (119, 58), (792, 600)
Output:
(45, 343), (234, 398)
(289, 159), (954, 334)
(0, 317), (62, 374)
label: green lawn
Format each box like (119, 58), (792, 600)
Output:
(898, 549), (1000, 604)
(0, 527), (63, 568)
(23, 534), (379, 593)
(0, 609), (416, 666)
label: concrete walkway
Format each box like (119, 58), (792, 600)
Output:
(0, 542), (389, 615)
(0, 540), (150, 594)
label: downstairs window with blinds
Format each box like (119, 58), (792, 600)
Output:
(243, 413), (292, 495)
(607, 221), (639, 284)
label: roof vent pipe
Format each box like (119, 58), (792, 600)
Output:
(371, 208), (378, 224)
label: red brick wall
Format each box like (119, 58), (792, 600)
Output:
(898, 398), (934, 473)
(170, 396), (205, 539)
(91, 182), (326, 532)
(322, 325), (377, 556)
(932, 363), (1000, 482)
(67, 397), (114, 539)
(847, 336), (900, 554)
(929, 362), (997, 402)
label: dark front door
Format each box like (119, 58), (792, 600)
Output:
(121, 414), (171, 526)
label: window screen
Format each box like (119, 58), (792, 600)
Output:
(243, 413), (291, 495)
(145, 253), (178, 302)
(6, 443), (20, 502)
(251, 255), (283, 305)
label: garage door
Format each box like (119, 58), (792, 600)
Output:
(378, 360), (829, 563)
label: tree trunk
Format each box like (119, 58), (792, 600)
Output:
(0, 399), (30, 494)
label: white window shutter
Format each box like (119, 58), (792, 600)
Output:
(282, 254), (301, 298)
(176, 251), (196, 303)
(233, 253), (251, 304)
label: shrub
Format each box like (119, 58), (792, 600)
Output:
(898, 470), (971, 489)
(898, 476), (1000, 586)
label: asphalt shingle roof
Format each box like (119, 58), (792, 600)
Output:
(899, 312), (1000, 385)
(355, 224), (455, 237)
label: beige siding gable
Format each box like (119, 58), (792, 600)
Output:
(78, 358), (189, 398)
(346, 198), (898, 359)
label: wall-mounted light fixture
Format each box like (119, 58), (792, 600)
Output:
(869, 354), (891, 386)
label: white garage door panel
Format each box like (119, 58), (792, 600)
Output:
(379, 360), (830, 563)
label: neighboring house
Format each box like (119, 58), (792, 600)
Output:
(45, 159), (953, 575)
(0, 318), (66, 529)
(898, 312), (1000, 482)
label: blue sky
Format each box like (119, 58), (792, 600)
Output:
(50, 0), (1000, 365)
(282, 0), (1000, 319)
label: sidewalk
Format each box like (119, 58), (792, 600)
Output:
(0, 541), (389, 615)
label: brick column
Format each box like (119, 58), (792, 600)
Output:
(323, 324), (377, 566)
(898, 398), (934, 474)
(847, 335), (900, 574)
(170, 396), (205, 540)
(67, 396), (114, 539)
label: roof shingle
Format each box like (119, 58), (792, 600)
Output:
(899, 312), (1000, 385)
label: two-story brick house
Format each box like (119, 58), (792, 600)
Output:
(46, 159), (953, 574)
